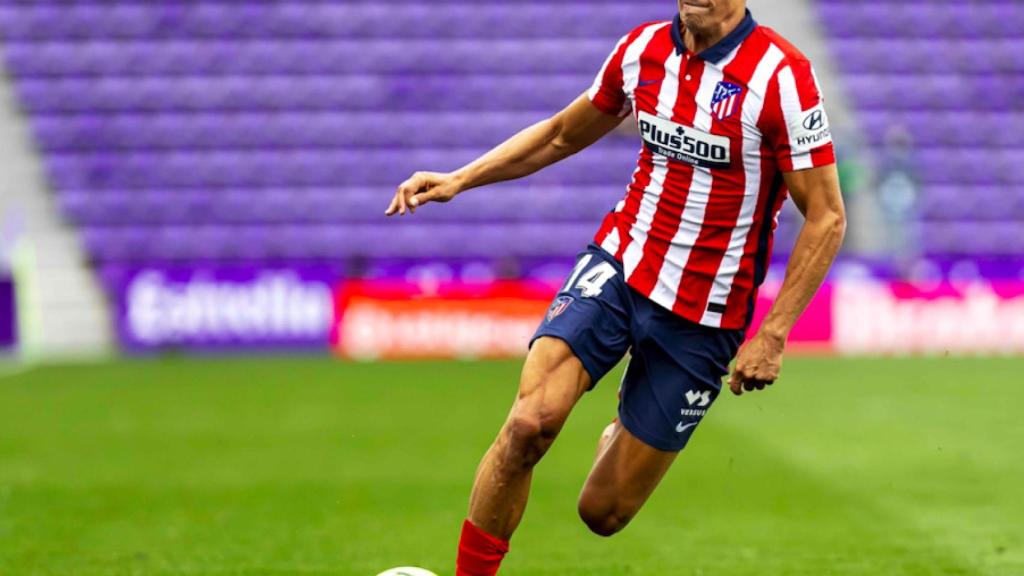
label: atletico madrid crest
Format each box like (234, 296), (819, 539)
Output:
(546, 296), (574, 322)
(710, 81), (744, 121)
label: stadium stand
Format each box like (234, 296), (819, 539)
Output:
(0, 2), (672, 270)
(2, 0), (1020, 277)
(816, 0), (1024, 256)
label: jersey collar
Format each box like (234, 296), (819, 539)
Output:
(671, 9), (757, 63)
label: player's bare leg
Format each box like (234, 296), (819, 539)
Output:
(468, 336), (590, 536)
(457, 336), (590, 576)
(594, 421), (616, 459)
(577, 422), (678, 537)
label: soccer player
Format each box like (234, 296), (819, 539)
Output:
(385, 1), (846, 574)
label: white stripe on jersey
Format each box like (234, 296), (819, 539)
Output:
(648, 46), (742, 311)
(621, 49), (683, 279)
(599, 24), (667, 256)
(700, 44), (786, 327)
(622, 23), (670, 102)
(777, 65), (813, 170)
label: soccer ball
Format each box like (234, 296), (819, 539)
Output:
(375, 568), (438, 576)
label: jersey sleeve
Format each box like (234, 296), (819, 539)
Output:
(587, 32), (634, 118)
(761, 58), (836, 172)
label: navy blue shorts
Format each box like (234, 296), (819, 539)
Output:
(531, 244), (745, 452)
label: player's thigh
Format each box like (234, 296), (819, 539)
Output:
(506, 244), (633, 445)
(512, 336), (592, 427)
(578, 421), (677, 532)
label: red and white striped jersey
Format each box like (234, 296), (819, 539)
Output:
(588, 11), (836, 329)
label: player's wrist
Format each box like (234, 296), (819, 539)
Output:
(450, 169), (473, 195)
(758, 322), (790, 345)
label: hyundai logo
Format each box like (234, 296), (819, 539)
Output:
(802, 110), (825, 131)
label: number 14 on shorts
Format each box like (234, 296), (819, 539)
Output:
(563, 255), (617, 298)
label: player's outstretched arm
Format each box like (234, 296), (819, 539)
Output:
(385, 94), (624, 216)
(729, 164), (846, 395)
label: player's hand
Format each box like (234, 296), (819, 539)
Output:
(728, 330), (785, 396)
(385, 171), (462, 216)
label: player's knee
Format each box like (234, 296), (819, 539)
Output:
(503, 363), (574, 469)
(577, 498), (632, 537)
(503, 410), (556, 469)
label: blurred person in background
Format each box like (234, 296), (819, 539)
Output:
(386, 0), (846, 574)
(0, 281), (15, 357)
(877, 125), (920, 269)
(0, 212), (20, 355)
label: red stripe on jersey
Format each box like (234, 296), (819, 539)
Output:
(672, 35), (773, 320)
(721, 72), (785, 327)
(611, 153), (653, 260)
(595, 26), (675, 259)
(761, 59), (797, 173)
(809, 142), (836, 167)
(788, 59), (819, 110)
(614, 29), (676, 259)
(721, 143), (778, 328)
(589, 26), (651, 116)
(625, 57), (706, 296)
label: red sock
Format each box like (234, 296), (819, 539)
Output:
(456, 519), (510, 576)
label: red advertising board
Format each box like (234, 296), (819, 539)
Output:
(331, 279), (1024, 359)
(333, 280), (556, 359)
(750, 281), (834, 354)
(333, 278), (836, 359)
(832, 281), (1024, 355)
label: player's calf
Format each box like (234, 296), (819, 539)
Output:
(458, 338), (591, 576)
(577, 422), (679, 537)
(466, 340), (588, 536)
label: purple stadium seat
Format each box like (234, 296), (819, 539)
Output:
(64, 184), (618, 227)
(32, 112), (558, 151)
(0, 4), (671, 41)
(15, 74), (591, 114)
(44, 144), (639, 190)
(4, 38), (617, 77)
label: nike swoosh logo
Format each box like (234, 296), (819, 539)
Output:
(638, 79), (658, 87)
(675, 422), (698, 434)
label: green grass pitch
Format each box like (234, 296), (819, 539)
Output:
(1, 357), (1022, 575)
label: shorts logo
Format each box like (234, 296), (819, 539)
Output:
(546, 296), (574, 322)
(710, 81), (744, 121)
(685, 390), (712, 407)
(680, 390), (712, 425)
(675, 422), (698, 434)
